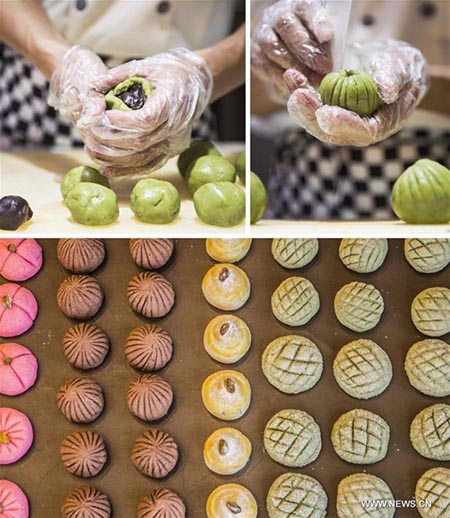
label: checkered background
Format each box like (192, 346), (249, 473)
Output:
(267, 127), (450, 220)
(0, 43), (216, 151)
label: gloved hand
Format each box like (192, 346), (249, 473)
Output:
(251, 0), (333, 103)
(48, 45), (109, 124)
(285, 40), (428, 146)
(76, 49), (213, 178)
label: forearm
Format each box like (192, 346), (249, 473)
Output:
(197, 24), (245, 103)
(0, 0), (70, 79)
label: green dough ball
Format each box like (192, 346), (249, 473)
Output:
(392, 159), (450, 224)
(177, 140), (221, 177)
(186, 155), (236, 195)
(105, 77), (154, 111)
(319, 69), (380, 117)
(235, 150), (246, 184)
(65, 183), (119, 226)
(193, 182), (245, 227)
(61, 166), (109, 199)
(250, 172), (267, 224)
(130, 178), (180, 224)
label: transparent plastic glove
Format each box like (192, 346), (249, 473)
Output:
(48, 45), (109, 124)
(285, 40), (428, 146)
(76, 49), (213, 178)
(252, 0), (333, 103)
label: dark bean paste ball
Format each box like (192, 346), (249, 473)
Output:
(118, 84), (146, 110)
(0, 196), (33, 230)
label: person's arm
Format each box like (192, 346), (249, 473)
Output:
(197, 24), (245, 103)
(0, 0), (70, 79)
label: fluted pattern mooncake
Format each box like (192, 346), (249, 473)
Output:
(61, 486), (111, 518)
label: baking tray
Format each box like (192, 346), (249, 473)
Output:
(1, 239), (449, 517)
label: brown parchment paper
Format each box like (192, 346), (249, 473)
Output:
(1, 239), (449, 518)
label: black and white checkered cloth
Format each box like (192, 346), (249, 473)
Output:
(267, 127), (450, 220)
(0, 42), (217, 151)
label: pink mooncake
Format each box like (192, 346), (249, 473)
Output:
(0, 343), (38, 396)
(0, 239), (43, 282)
(0, 480), (29, 518)
(0, 284), (38, 338)
(0, 407), (33, 464)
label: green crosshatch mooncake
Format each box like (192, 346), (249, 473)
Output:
(404, 238), (450, 273)
(262, 335), (323, 394)
(333, 340), (392, 399)
(339, 238), (388, 274)
(271, 238), (319, 269)
(271, 277), (320, 327)
(410, 404), (450, 461)
(415, 468), (450, 518)
(267, 473), (328, 518)
(331, 409), (390, 464)
(334, 282), (384, 333)
(405, 339), (450, 397)
(411, 287), (450, 337)
(337, 473), (395, 518)
(264, 409), (322, 468)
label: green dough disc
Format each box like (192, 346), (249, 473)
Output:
(65, 183), (119, 226)
(186, 155), (236, 195)
(130, 178), (180, 224)
(61, 166), (109, 199)
(177, 140), (222, 177)
(250, 172), (267, 224)
(193, 182), (245, 227)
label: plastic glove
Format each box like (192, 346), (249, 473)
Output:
(252, 0), (333, 103)
(76, 49), (213, 178)
(48, 45), (109, 124)
(285, 40), (428, 146)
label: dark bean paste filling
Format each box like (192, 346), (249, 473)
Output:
(118, 84), (146, 110)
